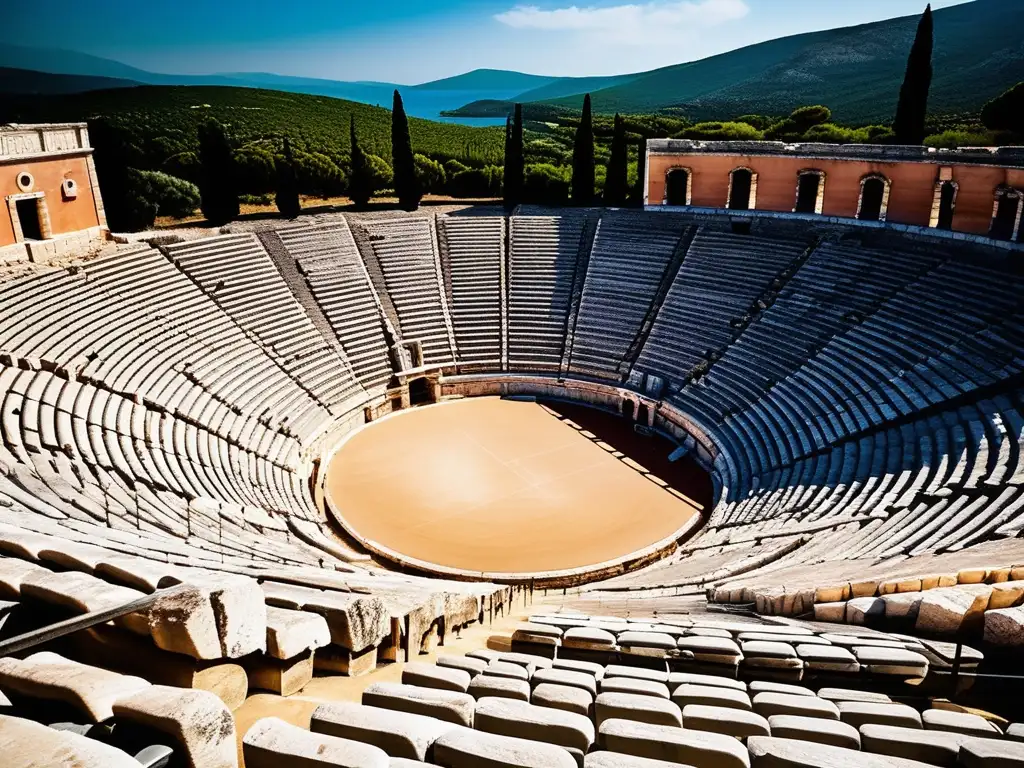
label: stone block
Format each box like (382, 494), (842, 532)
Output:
(432, 727), (577, 768)
(363, 682), (475, 728)
(311, 701), (457, 761)
(985, 607), (1024, 646)
(598, 718), (750, 768)
(469, 675), (531, 702)
(767, 715), (861, 749)
(683, 704), (770, 738)
(837, 701), (922, 729)
(595, 692), (682, 728)
(915, 585), (992, 636)
(532, 683), (593, 717)
(475, 696), (595, 753)
(244, 716), (389, 768)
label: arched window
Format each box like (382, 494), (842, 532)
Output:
(664, 168), (692, 206)
(990, 186), (1023, 242)
(727, 167), (756, 211)
(930, 180), (958, 231)
(857, 174), (891, 222)
(795, 170), (826, 214)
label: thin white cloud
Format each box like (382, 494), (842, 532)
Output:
(495, 0), (749, 44)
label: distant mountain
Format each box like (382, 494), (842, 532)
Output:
(414, 69), (557, 92)
(0, 67), (141, 94)
(541, 0), (1024, 123)
(512, 74), (639, 103)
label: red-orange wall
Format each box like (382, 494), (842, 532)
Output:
(2, 155), (100, 246)
(648, 154), (1024, 236)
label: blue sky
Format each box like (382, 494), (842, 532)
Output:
(5, 0), (971, 83)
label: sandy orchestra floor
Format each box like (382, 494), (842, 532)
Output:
(325, 397), (704, 574)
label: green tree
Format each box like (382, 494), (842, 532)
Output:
(981, 82), (1024, 131)
(503, 104), (525, 210)
(892, 4), (934, 145)
(196, 118), (240, 225)
(571, 94), (595, 206)
(604, 113), (629, 207)
(348, 116), (374, 209)
(414, 154), (446, 195)
(89, 118), (148, 232)
(525, 164), (570, 206)
(391, 90), (421, 211)
(275, 137), (301, 218)
(134, 170), (201, 219)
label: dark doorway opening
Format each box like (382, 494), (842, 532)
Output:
(859, 178), (886, 221)
(728, 170), (752, 210)
(409, 377), (433, 406)
(795, 174), (821, 214)
(666, 170), (689, 206)
(15, 198), (43, 241)
(937, 182), (956, 231)
(991, 194), (1021, 242)
(636, 403), (650, 425)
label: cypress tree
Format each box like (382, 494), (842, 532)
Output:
(275, 137), (301, 219)
(892, 4), (933, 145)
(571, 94), (595, 206)
(391, 89), (421, 211)
(628, 138), (646, 208)
(503, 104), (524, 210)
(604, 113), (629, 207)
(348, 116), (373, 209)
(197, 118), (239, 225)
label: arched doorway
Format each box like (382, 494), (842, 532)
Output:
(858, 176), (889, 222)
(991, 188), (1023, 242)
(728, 168), (754, 210)
(936, 181), (957, 230)
(665, 169), (691, 206)
(409, 377), (433, 406)
(795, 171), (825, 214)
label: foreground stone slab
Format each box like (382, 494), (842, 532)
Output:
(563, 627), (619, 651)
(922, 708), (1001, 737)
(262, 582), (389, 653)
(437, 655), (488, 678)
(860, 723), (979, 767)
(600, 677), (670, 699)
(152, 577), (266, 660)
(672, 683), (751, 711)
(683, 704), (771, 738)
(552, 658), (605, 679)
(432, 727), (577, 768)
(533, 667), (598, 698)
(311, 701), (457, 761)
(584, 753), (685, 768)
(363, 682), (475, 727)
(668, 672), (746, 691)
(1006, 723), (1024, 742)
(816, 688), (891, 705)
(475, 696), (595, 752)
(747, 682), (812, 698)
(0, 652), (149, 721)
(264, 606), (331, 660)
(752, 692), (839, 720)
(244, 716), (389, 768)
(767, 715), (861, 749)
(595, 692), (682, 728)
(915, 585), (992, 636)
(852, 647), (929, 678)
(747, 736), (935, 767)
(795, 644), (859, 673)
(468, 675), (531, 702)
(598, 718), (750, 768)
(959, 738), (1024, 767)
(0, 713), (140, 768)
(112, 685), (237, 768)
(532, 683), (593, 717)
(484, 661), (530, 682)
(402, 663), (471, 693)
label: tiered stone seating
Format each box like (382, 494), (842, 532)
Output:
(636, 230), (808, 390)
(165, 233), (366, 414)
(276, 221), (394, 393)
(358, 217), (456, 367)
(507, 213), (585, 372)
(438, 215), (505, 371)
(568, 213), (686, 381)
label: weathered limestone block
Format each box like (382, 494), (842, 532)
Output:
(846, 597), (885, 625)
(112, 685), (237, 768)
(668, 672), (745, 691)
(814, 583), (851, 604)
(1006, 723), (1024, 743)
(676, 636), (742, 664)
(0, 714), (141, 768)
(245, 651), (313, 697)
(813, 602), (847, 623)
(605, 666), (669, 684)
(584, 753), (685, 768)
(922, 708), (1001, 737)
(533, 667), (598, 698)
(552, 658), (604, 679)
(262, 582), (389, 653)
(265, 605), (330, 660)
(990, 581), (1024, 610)
(958, 739), (1024, 768)
(747, 735), (935, 767)
(683, 704), (771, 738)
(563, 627), (618, 651)
(363, 682), (475, 727)
(672, 684), (751, 711)
(600, 678), (669, 700)
(20, 569), (149, 635)
(816, 688), (891, 704)
(752, 692), (840, 720)
(767, 715), (861, 749)
(244, 716), (389, 768)
(0, 557), (46, 599)
(432, 727), (577, 768)
(484, 661), (530, 681)
(0, 652), (149, 721)
(311, 701), (457, 761)
(852, 647), (929, 678)
(915, 585), (993, 635)
(436, 655), (488, 678)
(747, 682), (812, 698)
(595, 692), (682, 728)
(985, 607), (1024, 646)
(838, 701), (922, 729)
(512, 622), (563, 646)
(314, 643), (379, 677)
(881, 592), (924, 621)
(402, 662), (471, 693)
(475, 696), (595, 753)
(598, 718), (750, 768)
(532, 683), (593, 717)
(469, 675), (531, 702)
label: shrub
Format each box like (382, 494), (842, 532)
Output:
(524, 163), (570, 206)
(163, 152), (200, 184)
(981, 82), (1024, 131)
(444, 159), (469, 177)
(446, 165), (502, 198)
(134, 170), (201, 219)
(365, 154), (394, 190)
(924, 130), (994, 149)
(414, 154), (446, 195)
(234, 147), (276, 194)
(735, 114), (775, 131)
(681, 122), (764, 141)
(293, 151), (346, 197)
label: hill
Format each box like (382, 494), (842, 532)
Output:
(414, 69), (557, 92)
(0, 67), (141, 94)
(512, 74), (639, 103)
(541, 0), (1024, 123)
(0, 85), (504, 166)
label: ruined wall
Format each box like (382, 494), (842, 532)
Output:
(647, 153), (1024, 236)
